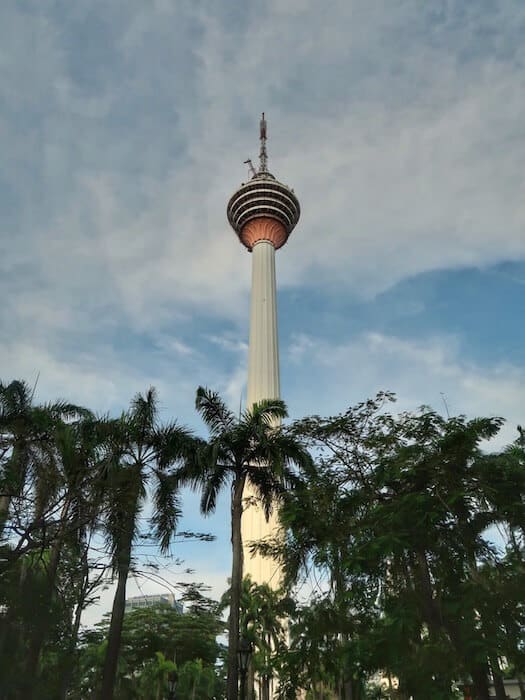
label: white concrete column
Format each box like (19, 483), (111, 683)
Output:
(246, 240), (280, 408)
(242, 240), (281, 587)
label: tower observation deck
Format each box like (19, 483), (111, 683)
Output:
(227, 115), (300, 591)
(227, 114), (300, 252)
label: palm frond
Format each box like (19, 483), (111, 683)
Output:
(151, 470), (182, 554)
(42, 400), (93, 422)
(244, 398), (288, 428)
(102, 463), (145, 568)
(200, 466), (230, 514)
(151, 422), (197, 469)
(171, 440), (214, 491)
(195, 386), (236, 436)
(129, 386), (158, 435)
(245, 465), (284, 520)
(0, 379), (32, 417)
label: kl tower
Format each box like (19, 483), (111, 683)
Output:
(227, 114), (300, 586)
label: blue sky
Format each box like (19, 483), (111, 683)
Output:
(1, 0), (524, 621)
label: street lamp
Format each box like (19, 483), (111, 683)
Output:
(237, 636), (253, 700)
(167, 670), (178, 700)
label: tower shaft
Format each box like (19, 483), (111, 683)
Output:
(242, 239), (282, 586)
(247, 240), (280, 407)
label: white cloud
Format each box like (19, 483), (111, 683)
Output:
(285, 331), (524, 448)
(0, 342), (127, 410)
(2, 1), (525, 336)
(206, 334), (248, 354)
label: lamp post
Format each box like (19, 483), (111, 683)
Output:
(167, 670), (178, 700)
(238, 637), (253, 700)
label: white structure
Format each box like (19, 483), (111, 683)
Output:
(124, 592), (183, 613)
(227, 115), (300, 586)
(488, 679), (523, 699)
(247, 239), (280, 408)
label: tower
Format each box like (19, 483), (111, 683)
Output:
(227, 115), (300, 585)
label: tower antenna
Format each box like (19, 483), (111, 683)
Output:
(258, 112), (268, 173)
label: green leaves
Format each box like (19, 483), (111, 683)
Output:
(278, 396), (524, 698)
(195, 385), (236, 437)
(72, 603), (225, 699)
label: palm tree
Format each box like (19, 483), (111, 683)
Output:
(0, 380), (91, 696)
(175, 386), (311, 700)
(0, 379), (87, 536)
(22, 417), (101, 692)
(98, 387), (196, 700)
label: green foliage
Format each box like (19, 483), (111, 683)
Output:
(276, 396), (525, 699)
(70, 603), (224, 699)
(2, 377), (524, 700)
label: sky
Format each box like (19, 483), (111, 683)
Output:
(1, 0), (524, 623)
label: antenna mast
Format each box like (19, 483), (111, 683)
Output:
(258, 112), (268, 173)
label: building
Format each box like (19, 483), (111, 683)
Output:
(488, 679), (523, 699)
(124, 593), (183, 614)
(227, 114), (300, 587)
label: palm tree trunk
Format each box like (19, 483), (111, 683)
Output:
(227, 475), (245, 700)
(100, 537), (132, 700)
(60, 546), (90, 700)
(26, 499), (73, 693)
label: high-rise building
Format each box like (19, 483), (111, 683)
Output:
(124, 593), (183, 613)
(227, 115), (300, 586)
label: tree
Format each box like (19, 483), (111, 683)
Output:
(72, 603), (224, 699)
(0, 380), (96, 699)
(175, 387), (311, 700)
(276, 396), (525, 699)
(220, 576), (293, 700)
(98, 388), (196, 700)
(0, 379), (88, 537)
(24, 417), (111, 693)
(239, 577), (292, 700)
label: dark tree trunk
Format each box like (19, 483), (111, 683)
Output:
(445, 616), (491, 700)
(345, 679), (362, 700)
(471, 663), (491, 700)
(490, 657), (507, 700)
(247, 661), (255, 700)
(227, 475), (245, 700)
(100, 537), (132, 700)
(413, 549), (442, 634)
(0, 494), (11, 535)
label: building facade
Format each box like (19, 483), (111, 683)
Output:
(124, 593), (183, 614)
